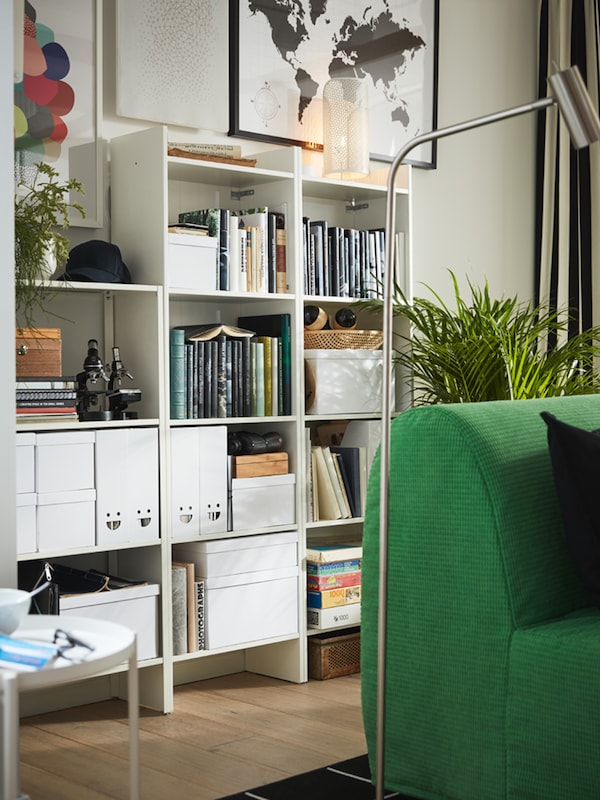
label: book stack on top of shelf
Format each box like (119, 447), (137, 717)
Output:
(16, 376), (78, 423)
(307, 544), (362, 630)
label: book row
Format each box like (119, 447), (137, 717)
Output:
(309, 444), (368, 521)
(169, 315), (292, 420)
(303, 218), (405, 299)
(177, 205), (287, 294)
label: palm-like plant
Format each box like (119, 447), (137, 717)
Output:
(358, 271), (600, 405)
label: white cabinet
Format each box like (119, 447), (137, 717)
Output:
(15, 124), (409, 714)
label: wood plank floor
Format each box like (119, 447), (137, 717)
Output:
(18, 671), (366, 800)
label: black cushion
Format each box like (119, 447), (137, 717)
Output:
(541, 411), (600, 607)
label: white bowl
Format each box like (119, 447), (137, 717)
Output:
(0, 588), (31, 635)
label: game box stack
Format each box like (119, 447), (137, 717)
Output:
(306, 543), (362, 630)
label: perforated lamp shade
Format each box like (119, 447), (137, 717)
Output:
(322, 77), (369, 180)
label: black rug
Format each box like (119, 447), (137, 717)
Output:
(218, 754), (416, 799)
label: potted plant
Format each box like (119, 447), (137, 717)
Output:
(14, 161), (85, 329)
(358, 271), (600, 404)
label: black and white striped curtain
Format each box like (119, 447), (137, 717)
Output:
(535, 0), (600, 336)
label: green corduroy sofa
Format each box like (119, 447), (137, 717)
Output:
(361, 394), (600, 800)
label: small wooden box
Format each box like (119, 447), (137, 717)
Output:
(308, 627), (361, 680)
(232, 451), (289, 478)
(15, 328), (62, 377)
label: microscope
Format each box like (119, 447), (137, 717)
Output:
(76, 339), (141, 421)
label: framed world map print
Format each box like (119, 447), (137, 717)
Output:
(229, 0), (439, 167)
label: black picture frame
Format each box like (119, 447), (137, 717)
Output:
(229, 0), (439, 168)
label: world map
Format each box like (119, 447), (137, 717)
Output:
(240, 0), (432, 158)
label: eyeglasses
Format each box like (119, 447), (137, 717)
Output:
(52, 628), (95, 661)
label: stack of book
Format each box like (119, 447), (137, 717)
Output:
(309, 444), (367, 521)
(16, 376), (78, 423)
(171, 561), (205, 654)
(306, 544), (362, 629)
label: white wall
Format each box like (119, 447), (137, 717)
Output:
(411, 0), (539, 305)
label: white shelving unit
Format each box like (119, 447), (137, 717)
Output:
(16, 125), (410, 714)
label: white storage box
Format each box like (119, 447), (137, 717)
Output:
(304, 349), (391, 415)
(168, 232), (218, 291)
(60, 583), (160, 660)
(16, 492), (36, 554)
(174, 530), (298, 577)
(35, 431), (95, 494)
(231, 473), (295, 531)
(16, 433), (35, 494)
(202, 566), (298, 649)
(36, 489), (96, 552)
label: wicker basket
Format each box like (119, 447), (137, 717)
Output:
(304, 329), (383, 350)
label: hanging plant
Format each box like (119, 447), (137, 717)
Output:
(14, 161), (85, 329)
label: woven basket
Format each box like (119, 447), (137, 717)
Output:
(304, 329), (383, 350)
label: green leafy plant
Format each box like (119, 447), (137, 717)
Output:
(358, 271), (600, 404)
(14, 161), (85, 328)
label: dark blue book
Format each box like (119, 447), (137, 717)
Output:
(331, 446), (361, 517)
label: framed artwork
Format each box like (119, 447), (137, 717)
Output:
(229, 0), (439, 168)
(115, 0), (228, 132)
(14, 0), (103, 226)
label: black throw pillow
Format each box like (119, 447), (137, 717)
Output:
(541, 411), (600, 607)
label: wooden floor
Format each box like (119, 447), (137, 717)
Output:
(18, 671), (366, 800)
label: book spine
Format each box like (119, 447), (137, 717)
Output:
(217, 335), (227, 418)
(267, 212), (277, 294)
(16, 398), (76, 408)
(168, 142), (243, 158)
(195, 580), (205, 650)
(185, 343), (194, 419)
(241, 336), (251, 416)
(169, 328), (186, 420)
(219, 208), (230, 291)
(203, 340), (213, 418)
(258, 336), (272, 416)
(255, 340), (265, 416)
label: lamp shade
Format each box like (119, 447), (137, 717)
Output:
(548, 65), (600, 149)
(322, 77), (369, 180)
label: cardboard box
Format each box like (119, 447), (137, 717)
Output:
(36, 489), (96, 552)
(231, 473), (295, 531)
(15, 327), (62, 377)
(307, 585), (361, 609)
(59, 583), (160, 660)
(304, 349), (391, 415)
(232, 451), (289, 478)
(307, 603), (361, 630)
(174, 530), (298, 578)
(168, 232), (218, 291)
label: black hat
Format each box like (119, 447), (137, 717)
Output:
(56, 240), (132, 283)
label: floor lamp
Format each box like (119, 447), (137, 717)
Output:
(375, 64), (600, 800)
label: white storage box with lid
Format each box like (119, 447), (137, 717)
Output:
(35, 431), (95, 493)
(304, 349), (391, 415)
(174, 531), (299, 649)
(168, 232), (218, 290)
(231, 473), (295, 531)
(59, 583), (160, 660)
(36, 489), (96, 551)
(16, 432), (35, 494)
(174, 530), (298, 577)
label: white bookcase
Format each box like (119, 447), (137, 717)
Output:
(16, 125), (410, 714)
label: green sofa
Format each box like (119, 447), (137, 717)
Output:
(361, 395), (600, 800)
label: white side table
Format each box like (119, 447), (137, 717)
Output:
(0, 615), (139, 800)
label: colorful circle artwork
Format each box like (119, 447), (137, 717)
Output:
(14, 1), (74, 167)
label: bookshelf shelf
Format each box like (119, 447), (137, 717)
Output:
(15, 123), (410, 715)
